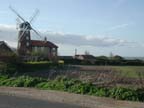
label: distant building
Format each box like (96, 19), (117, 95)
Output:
(0, 41), (14, 56)
(58, 56), (76, 64)
(59, 56), (74, 60)
(31, 40), (58, 61)
(74, 54), (96, 64)
(17, 29), (58, 61)
(0, 41), (15, 61)
(10, 7), (59, 61)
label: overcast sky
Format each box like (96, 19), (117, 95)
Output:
(0, 0), (144, 56)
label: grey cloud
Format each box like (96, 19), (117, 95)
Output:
(0, 24), (17, 42)
(0, 24), (132, 48)
(42, 32), (131, 47)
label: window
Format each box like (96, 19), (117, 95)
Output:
(34, 47), (37, 52)
(26, 36), (29, 40)
(26, 42), (29, 46)
(52, 48), (56, 51)
(52, 48), (57, 56)
(41, 47), (44, 51)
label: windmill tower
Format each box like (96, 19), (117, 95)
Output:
(18, 22), (32, 56)
(9, 6), (41, 57)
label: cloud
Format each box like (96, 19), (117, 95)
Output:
(108, 23), (129, 31)
(5, 40), (17, 48)
(0, 24), (17, 43)
(0, 24), (16, 31)
(0, 24), (134, 48)
(39, 31), (132, 47)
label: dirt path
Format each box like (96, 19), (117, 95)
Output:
(0, 87), (144, 108)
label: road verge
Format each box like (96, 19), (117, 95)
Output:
(0, 87), (144, 108)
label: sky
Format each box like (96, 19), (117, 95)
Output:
(0, 0), (144, 57)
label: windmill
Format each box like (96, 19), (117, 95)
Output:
(9, 6), (43, 57)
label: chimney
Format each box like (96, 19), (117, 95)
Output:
(75, 48), (77, 56)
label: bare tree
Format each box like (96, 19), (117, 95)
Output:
(84, 50), (90, 55)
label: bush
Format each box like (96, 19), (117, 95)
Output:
(109, 87), (138, 101)
(23, 76), (46, 87)
(0, 75), (9, 81)
(136, 88), (144, 101)
(95, 88), (110, 97)
(0, 78), (15, 86)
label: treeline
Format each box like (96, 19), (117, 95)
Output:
(95, 56), (144, 66)
(0, 54), (144, 66)
(63, 55), (144, 66)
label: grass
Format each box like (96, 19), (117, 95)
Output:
(83, 65), (144, 78)
(26, 61), (52, 64)
(76, 65), (144, 79)
(111, 66), (144, 78)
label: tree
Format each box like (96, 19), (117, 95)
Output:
(109, 52), (114, 58)
(113, 55), (124, 61)
(84, 50), (90, 55)
(96, 56), (108, 60)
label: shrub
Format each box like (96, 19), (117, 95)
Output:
(109, 87), (138, 101)
(0, 75), (9, 81)
(0, 78), (15, 86)
(136, 88), (144, 101)
(23, 77), (44, 87)
(95, 88), (110, 97)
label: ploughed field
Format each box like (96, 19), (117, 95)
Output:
(73, 65), (144, 87)
(77, 65), (144, 78)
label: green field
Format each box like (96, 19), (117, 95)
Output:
(110, 66), (144, 78)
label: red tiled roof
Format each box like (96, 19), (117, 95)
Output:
(31, 40), (58, 48)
